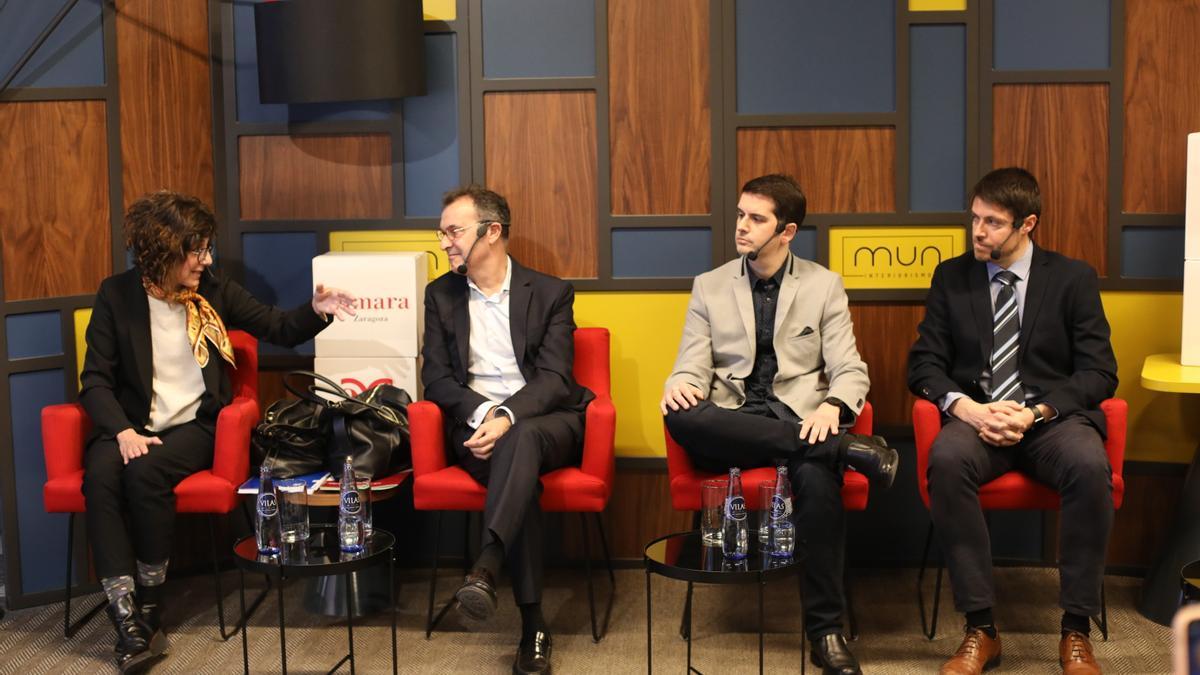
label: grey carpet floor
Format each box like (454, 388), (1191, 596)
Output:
(0, 566), (1174, 674)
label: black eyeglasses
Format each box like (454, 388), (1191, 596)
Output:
(188, 245), (214, 260)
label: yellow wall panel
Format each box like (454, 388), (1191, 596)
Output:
(423, 0), (456, 21)
(910, 0), (966, 10)
(328, 230), (450, 281)
(74, 308), (92, 390)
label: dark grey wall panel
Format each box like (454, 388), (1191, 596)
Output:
(994, 0), (1109, 70)
(736, 0), (894, 114)
(404, 34), (460, 217)
(0, 0), (104, 88)
(233, 0), (390, 123)
(1121, 227), (1186, 279)
(612, 228), (711, 278)
(242, 232), (317, 355)
(482, 0), (595, 78)
(790, 229), (817, 261)
(11, 369), (68, 594)
(5, 311), (63, 360)
(910, 24), (966, 213)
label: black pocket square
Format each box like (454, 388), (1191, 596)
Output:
(797, 326), (814, 337)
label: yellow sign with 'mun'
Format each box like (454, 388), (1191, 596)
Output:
(829, 226), (966, 289)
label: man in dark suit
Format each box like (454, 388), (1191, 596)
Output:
(421, 185), (592, 675)
(908, 168), (1117, 675)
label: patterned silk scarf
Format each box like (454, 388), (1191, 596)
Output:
(143, 278), (236, 369)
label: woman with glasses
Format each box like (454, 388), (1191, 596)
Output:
(78, 190), (356, 673)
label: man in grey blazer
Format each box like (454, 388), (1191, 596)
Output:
(662, 174), (897, 675)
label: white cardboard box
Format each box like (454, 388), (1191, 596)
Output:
(312, 252), (427, 358)
(1188, 133), (1200, 262)
(314, 356), (421, 401)
(1184, 260), (1200, 367)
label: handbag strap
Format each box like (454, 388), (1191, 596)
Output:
(283, 370), (351, 406)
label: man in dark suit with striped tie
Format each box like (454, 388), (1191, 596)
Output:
(907, 168), (1117, 675)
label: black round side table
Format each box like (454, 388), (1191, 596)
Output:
(232, 525), (397, 675)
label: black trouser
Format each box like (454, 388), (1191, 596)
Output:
(82, 421), (215, 580)
(451, 410), (583, 605)
(665, 400), (847, 639)
(927, 415), (1113, 617)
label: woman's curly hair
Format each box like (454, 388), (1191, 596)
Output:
(124, 191), (217, 287)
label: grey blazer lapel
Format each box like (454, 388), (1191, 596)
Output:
(731, 262), (755, 360)
(774, 256), (798, 335)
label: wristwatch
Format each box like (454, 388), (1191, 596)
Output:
(823, 396), (845, 410)
(1029, 405), (1045, 425)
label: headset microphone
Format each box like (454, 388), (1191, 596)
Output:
(746, 222), (788, 262)
(988, 221), (1021, 262)
(454, 223), (491, 275)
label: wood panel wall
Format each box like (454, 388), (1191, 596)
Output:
(238, 135), (393, 221)
(736, 127), (896, 213)
(116, 0), (214, 207)
(484, 91), (598, 279)
(609, 0), (711, 216)
(850, 303), (925, 428)
(0, 101), (111, 300)
(1123, 0), (1200, 214)
(992, 84), (1109, 276)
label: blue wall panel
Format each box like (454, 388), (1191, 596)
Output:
(6, 311), (63, 360)
(482, 0), (595, 78)
(737, 0), (894, 114)
(242, 233), (317, 355)
(1121, 227), (1186, 279)
(11, 369), (68, 594)
(0, 0), (105, 88)
(789, 229), (818, 261)
(233, 0), (391, 123)
(404, 34), (460, 217)
(910, 25), (966, 212)
(994, 0), (1109, 70)
(612, 229), (711, 278)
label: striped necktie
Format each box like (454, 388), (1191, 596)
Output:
(989, 270), (1024, 403)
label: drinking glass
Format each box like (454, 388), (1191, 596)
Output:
(277, 478), (309, 544)
(700, 478), (728, 546)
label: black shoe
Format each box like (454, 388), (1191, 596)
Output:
(513, 630), (552, 674)
(842, 434), (899, 488)
(106, 593), (165, 674)
(809, 633), (862, 675)
(455, 567), (498, 622)
(135, 584), (170, 656)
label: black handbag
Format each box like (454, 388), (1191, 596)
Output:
(251, 371), (413, 480)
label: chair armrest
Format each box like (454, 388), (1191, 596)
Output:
(1100, 397), (1127, 478)
(849, 401), (874, 435)
(409, 401), (447, 477)
(42, 403), (90, 481)
(212, 397), (259, 487)
(580, 395), (615, 487)
(912, 398), (943, 507)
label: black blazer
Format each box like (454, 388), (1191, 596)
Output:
(421, 258), (593, 426)
(907, 246), (1118, 434)
(80, 267), (330, 439)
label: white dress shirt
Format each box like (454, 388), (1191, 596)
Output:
(465, 257), (525, 428)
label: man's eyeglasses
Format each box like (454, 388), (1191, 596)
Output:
(434, 221), (496, 242)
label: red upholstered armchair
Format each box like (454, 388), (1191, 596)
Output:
(912, 397), (1127, 640)
(664, 401), (875, 639)
(409, 326), (617, 642)
(42, 329), (261, 640)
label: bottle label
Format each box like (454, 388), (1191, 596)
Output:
(257, 492), (278, 518)
(341, 490), (361, 515)
(771, 494), (792, 520)
(725, 495), (747, 521)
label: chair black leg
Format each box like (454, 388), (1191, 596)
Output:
(425, 511), (458, 639)
(916, 522), (943, 640)
(679, 510), (700, 641)
(210, 514), (269, 641)
(578, 512), (615, 643)
(1092, 581), (1109, 641)
(63, 513), (105, 639)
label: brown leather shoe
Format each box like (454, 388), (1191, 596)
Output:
(940, 628), (1001, 675)
(1060, 631), (1101, 674)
